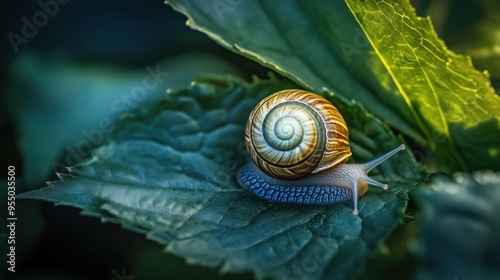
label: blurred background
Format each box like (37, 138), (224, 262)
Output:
(0, 0), (498, 279)
(0, 1), (262, 279)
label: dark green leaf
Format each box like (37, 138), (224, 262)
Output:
(6, 52), (240, 189)
(19, 75), (422, 279)
(165, 0), (500, 172)
(165, 0), (423, 142)
(414, 171), (500, 280)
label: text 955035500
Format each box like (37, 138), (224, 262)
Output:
(7, 165), (17, 273)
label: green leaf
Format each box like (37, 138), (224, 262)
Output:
(166, 0), (424, 142)
(19, 75), (422, 280)
(6, 52), (240, 190)
(165, 0), (500, 172)
(414, 171), (500, 280)
(345, 0), (500, 172)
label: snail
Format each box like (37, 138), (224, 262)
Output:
(236, 89), (405, 215)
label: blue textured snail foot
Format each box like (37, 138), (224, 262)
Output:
(237, 144), (406, 215)
(237, 164), (353, 205)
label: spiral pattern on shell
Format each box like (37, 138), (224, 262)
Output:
(245, 89), (351, 179)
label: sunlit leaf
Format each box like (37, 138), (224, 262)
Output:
(165, 0), (500, 172)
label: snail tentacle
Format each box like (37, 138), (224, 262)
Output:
(361, 144), (406, 172)
(352, 181), (359, 215)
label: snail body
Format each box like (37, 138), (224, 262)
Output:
(237, 90), (405, 215)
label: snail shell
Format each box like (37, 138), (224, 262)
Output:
(245, 89), (351, 179)
(237, 89), (405, 215)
